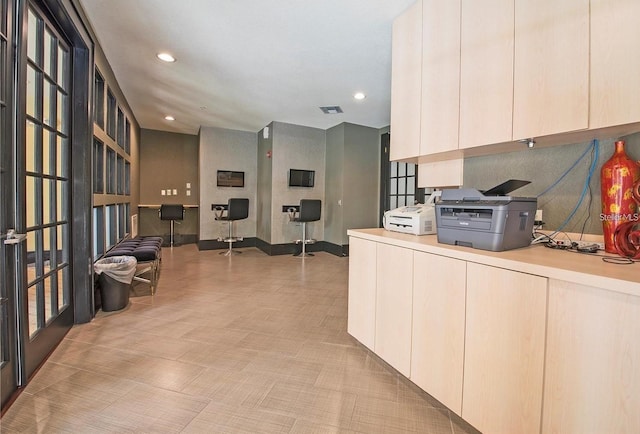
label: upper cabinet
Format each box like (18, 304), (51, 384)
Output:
(420, 0), (460, 155)
(391, 0), (640, 169)
(390, 0), (423, 161)
(459, 0), (514, 149)
(512, 0), (590, 140)
(590, 0), (640, 129)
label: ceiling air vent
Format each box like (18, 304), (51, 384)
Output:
(319, 106), (343, 114)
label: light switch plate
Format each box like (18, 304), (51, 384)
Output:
(161, 190), (166, 196)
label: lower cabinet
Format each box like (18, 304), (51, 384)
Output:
(374, 242), (413, 377)
(411, 252), (466, 415)
(347, 237), (377, 350)
(542, 279), (640, 433)
(462, 262), (547, 434)
(348, 236), (638, 433)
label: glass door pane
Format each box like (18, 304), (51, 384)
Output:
(389, 161), (418, 210)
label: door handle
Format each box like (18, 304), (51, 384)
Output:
(3, 229), (27, 245)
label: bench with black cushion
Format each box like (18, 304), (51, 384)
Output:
(103, 236), (162, 294)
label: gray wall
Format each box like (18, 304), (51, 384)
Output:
(325, 124), (345, 245)
(199, 126), (258, 240)
(464, 133), (640, 235)
(270, 121), (326, 245)
(257, 123), (274, 242)
(343, 124), (381, 241)
(325, 123), (381, 246)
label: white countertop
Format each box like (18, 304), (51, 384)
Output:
(348, 228), (640, 297)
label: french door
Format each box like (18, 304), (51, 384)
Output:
(1, 0), (83, 409)
(0, 0), (18, 408)
(21, 2), (73, 377)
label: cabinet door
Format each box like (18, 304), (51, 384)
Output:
(390, 0), (422, 161)
(420, 0), (460, 155)
(411, 252), (466, 415)
(417, 159), (463, 188)
(463, 263), (547, 434)
(375, 243), (413, 377)
(543, 280), (640, 433)
(459, 0), (513, 149)
(347, 237), (377, 350)
(513, 0), (589, 140)
(590, 0), (640, 129)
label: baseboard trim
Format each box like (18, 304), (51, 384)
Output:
(198, 237), (257, 251)
(323, 242), (349, 257)
(199, 238), (349, 257)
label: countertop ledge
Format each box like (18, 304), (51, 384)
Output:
(348, 228), (640, 297)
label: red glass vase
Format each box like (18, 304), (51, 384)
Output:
(600, 140), (640, 253)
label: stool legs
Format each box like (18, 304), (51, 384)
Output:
(294, 221), (314, 257)
(220, 220), (242, 256)
(169, 220), (175, 247)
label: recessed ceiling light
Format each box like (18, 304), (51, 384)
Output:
(354, 92), (366, 100)
(164, 115), (175, 121)
(157, 52), (176, 62)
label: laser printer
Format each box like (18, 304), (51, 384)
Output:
(383, 191), (441, 236)
(435, 180), (537, 251)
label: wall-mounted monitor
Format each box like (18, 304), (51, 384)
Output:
(288, 169), (315, 187)
(217, 170), (245, 187)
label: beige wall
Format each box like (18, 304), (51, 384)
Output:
(138, 128), (199, 238)
(139, 129), (199, 205)
(82, 24), (141, 251)
(92, 46), (140, 212)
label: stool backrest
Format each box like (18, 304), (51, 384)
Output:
(298, 199), (321, 222)
(160, 204), (185, 221)
(228, 198), (249, 220)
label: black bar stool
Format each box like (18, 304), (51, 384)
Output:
(159, 204), (184, 247)
(291, 199), (321, 257)
(214, 198), (249, 255)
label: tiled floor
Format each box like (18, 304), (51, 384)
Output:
(1, 245), (480, 433)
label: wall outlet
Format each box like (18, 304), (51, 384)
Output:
(535, 209), (543, 221)
(161, 190), (166, 196)
(173, 189), (177, 195)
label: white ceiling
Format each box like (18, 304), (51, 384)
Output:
(78, 0), (416, 135)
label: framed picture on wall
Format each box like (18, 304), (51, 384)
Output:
(288, 169), (314, 187)
(217, 170), (245, 187)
